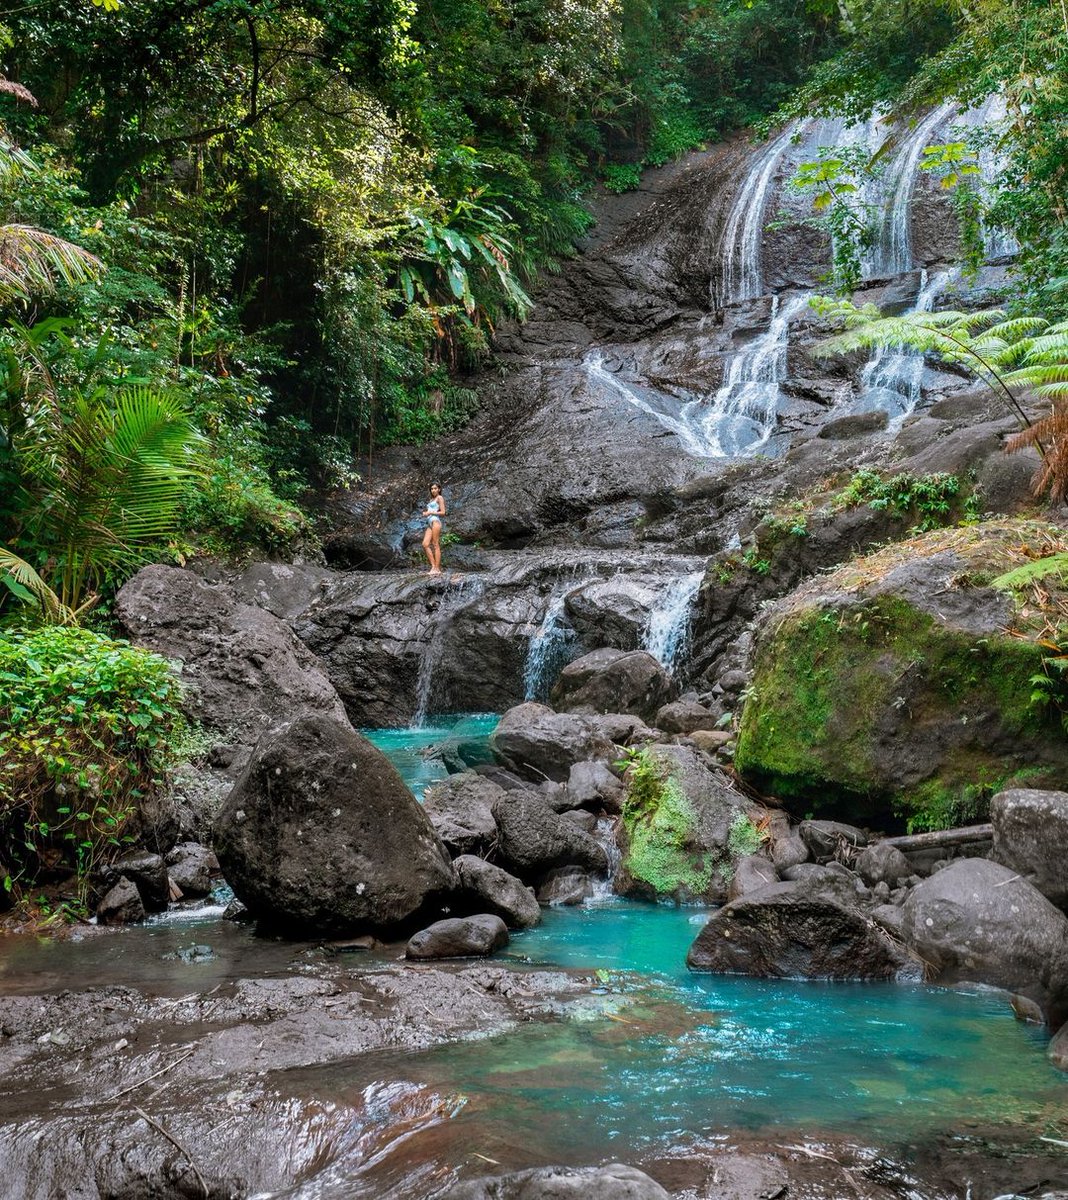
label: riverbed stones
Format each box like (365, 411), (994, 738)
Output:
(406, 914), (509, 959)
(115, 564), (346, 771)
(214, 712), (456, 934)
(453, 855), (541, 928)
(727, 853), (777, 901)
(96, 877), (146, 925)
(687, 875), (919, 981)
(442, 1163), (670, 1199)
(901, 858), (1068, 1024)
(654, 699), (720, 735)
(491, 702), (617, 783)
(566, 760), (625, 811)
(423, 774), (502, 857)
(492, 791), (608, 880)
(551, 648), (678, 723)
(104, 851), (170, 913)
(854, 840), (910, 888)
(991, 788), (1068, 910)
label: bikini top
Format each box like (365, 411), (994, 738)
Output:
(427, 499), (441, 515)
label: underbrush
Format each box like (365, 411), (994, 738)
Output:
(0, 626), (184, 914)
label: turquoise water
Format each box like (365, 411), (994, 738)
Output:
(354, 726), (1068, 1163)
(363, 714), (498, 798)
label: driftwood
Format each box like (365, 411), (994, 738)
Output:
(881, 824), (993, 853)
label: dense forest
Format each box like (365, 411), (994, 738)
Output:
(2, 0), (1067, 909)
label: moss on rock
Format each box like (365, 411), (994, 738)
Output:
(734, 520), (1068, 827)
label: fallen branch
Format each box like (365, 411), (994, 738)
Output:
(106, 1047), (195, 1102)
(133, 1105), (209, 1199)
(881, 824), (993, 853)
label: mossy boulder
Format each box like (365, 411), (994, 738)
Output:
(734, 520), (1068, 828)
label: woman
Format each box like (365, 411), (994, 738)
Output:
(421, 482), (446, 575)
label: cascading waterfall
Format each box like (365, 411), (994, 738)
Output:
(859, 267), (955, 419)
(588, 816), (623, 902)
(641, 571), (704, 671)
(412, 578), (485, 726)
(523, 577), (596, 701)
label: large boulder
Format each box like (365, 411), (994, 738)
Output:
(115, 565), (346, 771)
(551, 648), (677, 723)
(901, 858), (1068, 1025)
(453, 855), (541, 928)
(734, 521), (1068, 824)
(442, 1164), (669, 1199)
(96, 877), (145, 926)
(654, 699), (720, 735)
(214, 713), (455, 934)
(491, 703), (617, 783)
(615, 744), (749, 903)
(405, 914), (509, 960)
(493, 791), (608, 880)
(423, 774), (502, 857)
(991, 788), (1068, 910)
(165, 842), (218, 898)
(687, 875), (919, 981)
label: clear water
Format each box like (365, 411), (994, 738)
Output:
(363, 713), (499, 799)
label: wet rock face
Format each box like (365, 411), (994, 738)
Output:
(453, 855), (541, 929)
(115, 564), (346, 769)
(552, 648), (678, 723)
(991, 788), (1068, 910)
(901, 858), (1068, 1025)
(214, 713), (456, 935)
(687, 876), (919, 981)
(441, 1163), (670, 1199)
(734, 521), (1068, 823)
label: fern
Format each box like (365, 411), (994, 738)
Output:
(991, 552), (1068, 590)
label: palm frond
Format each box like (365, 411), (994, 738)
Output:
(0, 225), (102, 304)
(0, 548), (73, 622)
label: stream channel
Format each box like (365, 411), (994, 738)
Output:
(3, 717), (1065, 1197)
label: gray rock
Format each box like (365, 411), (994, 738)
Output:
(818, 410), (890, 440)
(901, 858), (1068, 1025)
(214, 712), (455, 934)
(230, 561), (335, 620)
(799, 820), (868, 862)
(537, 867), (594, 905)
(687, 729), (733, 757)
(654, 700), (720, 735)
(493, 791), (608, 879)
(453, 856), (541, 929)
(566, 760), (625, 811)
(96, 878), (145, 925)
(561, 809), (598, 834)
(441, 1163), (669, 1199)
(423, 773), (502, 857)
(587, 712), (658, 747)
(491, 703), (617, 783)
(164, 842), (218, 898)
(766, 811), (809, 873)
(991, 788), (1068, 909)
(871, 903), (905, 938)
(406, 914), (509, 960)
(106, 851), (169, 913)
(115, 565), (346, 772)
(552, 648), (678, 723)
(1050, 1021), (1068, 1071)
(727, 853), (777, 901)
(687, 875), (919, 981)
(854, 841), (910, 888)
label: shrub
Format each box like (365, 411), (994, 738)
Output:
(0, 626), (183, 903)
(602, 163), (643, 194)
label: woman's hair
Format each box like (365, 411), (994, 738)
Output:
(430, 482), (441, 492)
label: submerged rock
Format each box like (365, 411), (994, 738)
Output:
(734, 521), (1068, 824)
(442, 1163), (670, 1199)
(214, 712), (455, 934)
(901, 858), (1068, 1025)
(551, 647), (677, 723)
(991, 787), (1068, 910)
(491, 702), (617, 783)
(406, 914), (509, 960)
(687, 876), (919, 981)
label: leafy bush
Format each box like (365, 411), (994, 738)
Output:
(0, 626), (183, 901)
(833, 469), (964, 532)
(727, 813), (765, 858)
(602, 163), (643, 194)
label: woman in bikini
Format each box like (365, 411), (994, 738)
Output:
(421, 483), (446, 574)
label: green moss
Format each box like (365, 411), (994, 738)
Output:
(735, 591), (1058, 825)
(621, 750), (719, 897)
(898, 765), (1049, 833)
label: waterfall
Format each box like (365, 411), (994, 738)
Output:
(588, 816), (622, 902)
(859, 268), (955, 420)
(641, 570), (704, 671)
(684, 292), (812, 457)
(717, 120), (810, 305)
(585, 352), (712, 456)
(412, 579), (484, 726)
(865, 103), (956, 279)
(524, 581), (591, 701)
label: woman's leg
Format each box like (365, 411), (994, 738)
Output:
(430, 522), (442, 573)
(422, 525), (435, 571)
